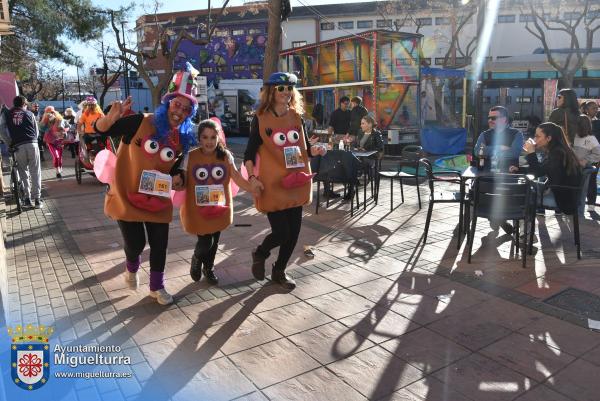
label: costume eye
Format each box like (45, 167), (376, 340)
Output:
(144, 139), (160, 154)
(211, 166), (225, 180)
(273, 132), (287, 146)
(160, 147), (175, 162)
(195, 167), (209, 181)
(287, 130), (300, 144)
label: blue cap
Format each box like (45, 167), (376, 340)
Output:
(266, 72), (298, 86)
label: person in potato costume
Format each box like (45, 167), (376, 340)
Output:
(178, 119), (255, 285)
(244, 72), (327, 289)
(95, 65), (198, 305)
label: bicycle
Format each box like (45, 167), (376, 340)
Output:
(9, 147), (26, 212)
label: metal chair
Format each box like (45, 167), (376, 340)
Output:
(313, 150), (361, 216)
(468, 174), (532, 268)
(375, 145), (423, 211)
(419, 158), (464, 247)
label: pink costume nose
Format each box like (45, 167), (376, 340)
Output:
(281, 171), (315, 189)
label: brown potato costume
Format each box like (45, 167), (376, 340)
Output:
(105, 115), (181, 223)
(255, 111), (313, 213)
(180, 148), (233, 235)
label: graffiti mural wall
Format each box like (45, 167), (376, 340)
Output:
(170, 23), (268, 85)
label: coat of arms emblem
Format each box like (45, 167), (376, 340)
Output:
(8, 324), (53, 390)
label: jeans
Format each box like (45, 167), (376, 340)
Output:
(14, 142), (42, 200)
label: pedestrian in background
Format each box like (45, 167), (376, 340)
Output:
(40, 106), (69, 178)
(549, 88), (580, 144)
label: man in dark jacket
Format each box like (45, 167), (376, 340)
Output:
(3, 96), (43, 208)
(348, 96), (368, 138)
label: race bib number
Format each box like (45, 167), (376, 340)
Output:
(283, 146), (305, 169)
(195, 185), (226, 206)
(138, 170), (172, 198)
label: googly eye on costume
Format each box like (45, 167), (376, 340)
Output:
(272, 132), (287, 147)
(286, 130), (300, 144)
(211, 165), (225, 181)
(144, 139), (160, 154)
(195, 167), (209, 182)
(160, 147), (175, 162)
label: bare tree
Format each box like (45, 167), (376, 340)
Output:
(19, 64), (64, 101)
(92, 40), (124, 108)
(109, 1), (231, 107)
(524, 0), (600, 88)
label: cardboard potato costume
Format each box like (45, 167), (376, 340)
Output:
(180, 148), (233, 235)
(105, 115), (182, 224)
(255, 110), (313, 213)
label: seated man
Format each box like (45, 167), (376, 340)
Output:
(474, 105), (524, 234)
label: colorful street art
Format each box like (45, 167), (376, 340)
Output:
(171, 23), (268, 85)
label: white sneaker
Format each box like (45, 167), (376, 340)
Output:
(124, 271), (139, 290)
(149, 288), (173, 305)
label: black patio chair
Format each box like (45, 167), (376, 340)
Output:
(419, 158), (464, 247)
(467, 174), (533, 268)
(375, 145), (423, 211)
(313, 150), (361, 216)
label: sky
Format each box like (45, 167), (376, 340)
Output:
(62, 0), (352, 77)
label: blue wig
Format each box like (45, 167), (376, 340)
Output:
(152, 99), (198, 154)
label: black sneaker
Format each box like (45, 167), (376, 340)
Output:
(203, 266), (219, 285)
(190, 255), (202, 282)
(251, 248), (266, 280)
(23, 198), (32, 208)
(271, 269), (296, 290)
(56, 173), (62, 179)
(34, 199), (44, 209)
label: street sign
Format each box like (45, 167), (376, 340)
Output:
(196, 76), (208, 103)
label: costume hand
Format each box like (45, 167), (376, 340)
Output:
(523, 139), (536, 154)
(309, 135), (319, 145)
(508, 165), (519, 173)
(172, 175), (184, 190)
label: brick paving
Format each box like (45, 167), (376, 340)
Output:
(2, 152), (600, 401)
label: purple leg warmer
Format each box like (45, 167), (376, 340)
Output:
(149, 271), (165, 291)
(126, 256), (141, 273)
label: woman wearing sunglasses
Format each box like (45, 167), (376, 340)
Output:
(549, 88), (581, 144)
(244, 72), (327, 289)
(94, 64), (198, 305)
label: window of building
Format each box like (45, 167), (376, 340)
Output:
(357, 20), (373, 29)
(416, 18), (433, 26)
(232, 29), (245, 36)
(338, 21), (354, 30)
(201, 67), (214, 73)
(320, 22), (334, 30)
(496, 56), (511, 60)
(498, 15), (516, 23)
(421, 58), (432, 66)
(214, 29), (229, 37)
(248, 28), (263, 34)
(516, 96), (532, 103)
(292, 41), (307, 48)
(434, 57), (446, 65)
(519, 14), (534, 22)
(232, 65), (246, 72)
(216, 65), (228, 72)
(249, 64), (262, 71)
(435, 17), (450, 25)
(376, 19), (392, 28)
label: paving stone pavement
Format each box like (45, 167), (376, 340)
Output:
(2, 155), (600, 401)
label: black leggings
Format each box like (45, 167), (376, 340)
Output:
(588, 171), (597, 205)
(194, 231), (221, 268)
(117, 220), (169, 272)
(257, 206), (303, 271)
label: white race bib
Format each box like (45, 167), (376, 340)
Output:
(195, 184), (226, 206)
(283, 146), (305, 169)
(138, 170), (172, 198)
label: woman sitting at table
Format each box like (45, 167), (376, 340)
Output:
(523, 122), (582, 215)
(345, 115), (384, 153)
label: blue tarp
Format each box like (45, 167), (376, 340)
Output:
(420, 127), (467, 155)
(421, 67), (466, 78)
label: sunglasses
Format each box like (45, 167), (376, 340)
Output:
(171, 99), (192, 114)
(488, 116), (498, 121)
(276, 85), (293, 92)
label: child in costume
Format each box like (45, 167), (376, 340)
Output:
(177, 119), (255, 284)
(244, 72), (327, 289)
(94, 64), (198, 305)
